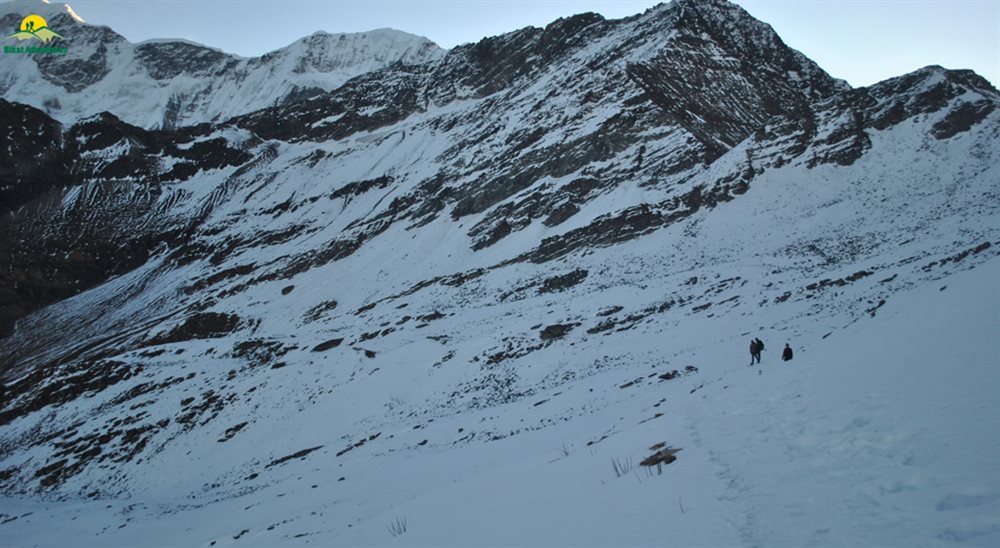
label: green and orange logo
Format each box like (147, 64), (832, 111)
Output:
(9, 14), (63, 43)
(5, 14), (67, 54)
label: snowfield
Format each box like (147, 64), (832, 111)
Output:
(1, 0), (998, 546)
(1, 258), (996, 546)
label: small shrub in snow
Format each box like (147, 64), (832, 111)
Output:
(611, 456), (633, 477)
(387, 516), (407, 537)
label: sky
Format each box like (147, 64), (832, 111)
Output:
(19, 0), (1000, 88)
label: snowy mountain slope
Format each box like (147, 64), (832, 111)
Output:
(0, 125), (996, 544)
(0, 0), (444, 129)
(0, 0), (850, 338)
(0, 0), (998, 545)
(4, 257), (995, 548)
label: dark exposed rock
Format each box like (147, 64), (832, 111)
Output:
(732, 66), (997, 174)
(922, 241), (994, 272)
(218, 422), (248, 443)
(587, 300), (678, 334)
(102, 375), (191, 409)
(428, 12), (606, 102)
(471, 219), (513, 251)
(0, 100), (70, 214)
(330, 176), (394, 202)
(233, 66), (428, 143)
(232, 339), (297, 367)
(543, 203), (580, 227)
(176, 390), (228, 430)
(312, 338), (344, 352)
(538, 269), (588, 294)
(659, 366), (698, 381)
(806, 107), (870, 167)
(931, 100), (996, 139)
(183, 264), (256, 295)
(304, 300), (339, 323)
(418, 311), (446, 322)
(803, 270), (874, 294)
(0, 358), (137, 427)
(483, 336), (547, 366)
(0, 108), (255, 338)
(539, 323), (577, 340)
(336, 432), (381, 457)
(596, 305), (624, 317)
(846, 270), (874, 282)
(135, 41), (234, 81)
(145, 313), (242, 346)
(520, 201), (674, 264)
(266, 446), (324, 468)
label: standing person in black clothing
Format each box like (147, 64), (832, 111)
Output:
(749, 338), (763, 365)
(782, 343), (793, 362)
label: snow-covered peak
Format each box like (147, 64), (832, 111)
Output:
(0, 11), (445, 129)
(885, 64), (998, 95)
(133, 37), (230, 55)
(266, 27), (444, 74)
(0, 0), (84, 22)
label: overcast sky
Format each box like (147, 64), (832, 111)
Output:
(28, 0), (1000, 88)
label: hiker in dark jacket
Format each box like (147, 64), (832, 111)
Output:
(749, 338), (763, 365)
(782, 343), (793, 362)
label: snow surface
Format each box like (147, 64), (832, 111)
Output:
(2, 97), (997, 543)
(0, 1), (997, 546)
(1, 255), (996, 547)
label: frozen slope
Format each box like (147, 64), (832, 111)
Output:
(0, 248), (996, 547)
(0, 93), (997, 543)
(0, 1), (997, 546)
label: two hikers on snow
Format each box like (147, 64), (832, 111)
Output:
(750, 338), (793, 364)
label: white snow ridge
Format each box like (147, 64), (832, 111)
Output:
(0, 0), (997, 546)
(0, 1), (444, 129)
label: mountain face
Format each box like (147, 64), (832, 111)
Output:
(0, 1), (445, 129)
(0, 0), (856, 340)
(1, 0), (998, 545)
